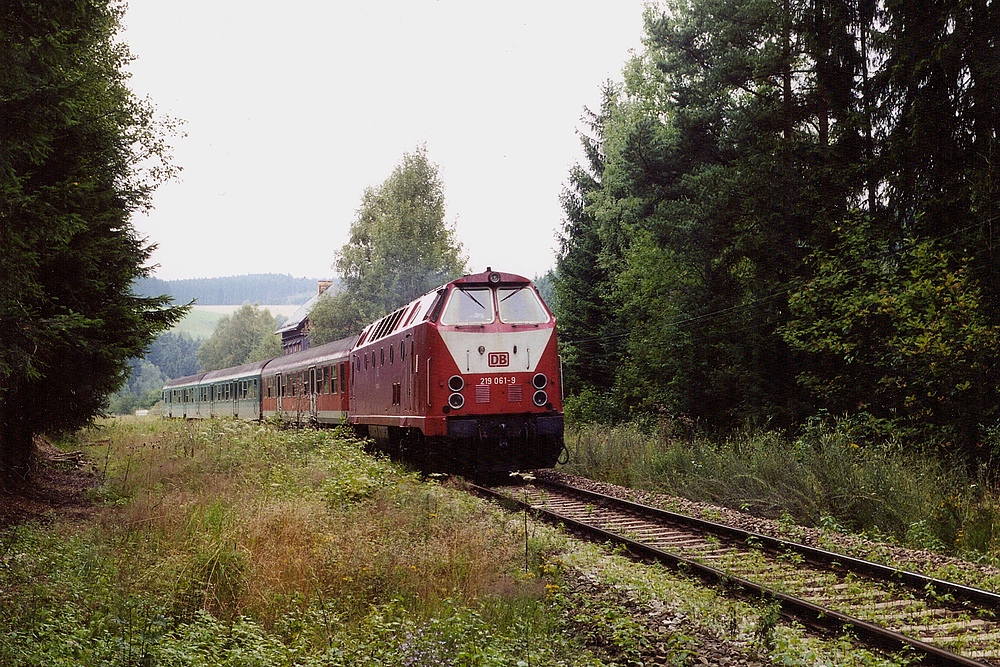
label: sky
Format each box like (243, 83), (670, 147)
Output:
(123, 0), (649, 281)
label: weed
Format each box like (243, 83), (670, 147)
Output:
(1, 418), (605, 666)
(752, 599), (782, 653)
(561, 418), (1000, 561)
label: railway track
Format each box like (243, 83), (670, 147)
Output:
(473, 478), (1000, 666)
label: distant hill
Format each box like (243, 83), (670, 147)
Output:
(136, 274), (331, 306)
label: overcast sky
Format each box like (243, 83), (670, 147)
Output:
(124, 0), (649, 281)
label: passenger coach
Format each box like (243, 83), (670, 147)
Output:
(260, 335), (354, 425)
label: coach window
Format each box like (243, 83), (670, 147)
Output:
(381, 348), (385, 366)
(441, 288), (495, 325)
(340, 362), (346, 393)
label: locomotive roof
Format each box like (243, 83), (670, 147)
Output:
(355, 268), (536, 347)
(451, 268), (531, 286)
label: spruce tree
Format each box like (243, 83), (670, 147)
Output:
(0, 0), (187, 477)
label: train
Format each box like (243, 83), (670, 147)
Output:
(161, 268), (566, 475)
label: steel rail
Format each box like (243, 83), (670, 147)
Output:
(535, 478), (1000, 611)
(470, 483), (995, 667)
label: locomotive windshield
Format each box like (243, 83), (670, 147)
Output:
(440, 287), (495, 324)
(439, 285), (549, 325)
(498, 287), (549, 323)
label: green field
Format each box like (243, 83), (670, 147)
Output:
(170, 305), (300, 339)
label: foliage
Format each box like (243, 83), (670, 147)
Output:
(106, 359), (167, 414)
(310, 146), (467, 345)
(555, 0), (1000, 455)
(782, 219), (999, 452)
(146, 331), (202, 379)
(307, 288), (369, 345)
(0, 0), (187, 476)
(197, 304), (281, 371)
(106, 332), (202, 414)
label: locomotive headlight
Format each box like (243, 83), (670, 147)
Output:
(449, 393), (465, 409)
(532, 373), (548, 389)
(448, 375), (465, 392)
(532, 390), (548, 407)
(488, 271), (501, 284)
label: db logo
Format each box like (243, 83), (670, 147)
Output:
(487, 352), (509, 367)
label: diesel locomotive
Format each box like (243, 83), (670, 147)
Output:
(161, 269), (565, 474)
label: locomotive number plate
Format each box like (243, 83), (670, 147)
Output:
(487, 352), (510, 367)
(478, 376), (517, 386)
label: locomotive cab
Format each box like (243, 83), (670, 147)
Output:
(423, 269), (565, 472)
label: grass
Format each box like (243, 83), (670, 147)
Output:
(560, 417), (1000, 564)
(168, 307), (227, 339)
(0, 416), (933, 666)
(0, 418), (609, 666)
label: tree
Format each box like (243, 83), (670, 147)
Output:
(146, 331), (202, 379)
(554, 0), (1000, 450)
(311, 147), (467, 344)
(197, 304), (281, 371)
(783, 219), (999, 452)
(307, 289), (368, 345)
(554, 89), (624, 405)
(0, 0), (187, 477)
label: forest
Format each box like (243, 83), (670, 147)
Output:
(134, 273), (321, 306)
(553, 0), (999, 462)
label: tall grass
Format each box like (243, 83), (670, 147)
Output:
(561, 418), (1000, 559)
(0, 418), (610, 666)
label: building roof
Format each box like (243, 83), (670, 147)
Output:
(275, 282), (334, 335)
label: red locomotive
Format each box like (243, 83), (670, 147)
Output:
(161, 269), (565, 475)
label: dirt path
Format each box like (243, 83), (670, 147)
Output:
(0, 438), (99, 527)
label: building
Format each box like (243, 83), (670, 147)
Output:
(276, 280), (333, 355)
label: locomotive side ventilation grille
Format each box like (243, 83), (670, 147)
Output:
(508, 385), (523, 402)
(476, 384), (491, 403)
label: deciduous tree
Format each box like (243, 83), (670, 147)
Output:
(310, 147), (467, 344)
(197, 305), (281, 371)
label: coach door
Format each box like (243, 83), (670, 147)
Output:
(275, 373), (283, 414)
(309, 367), (318, 418)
